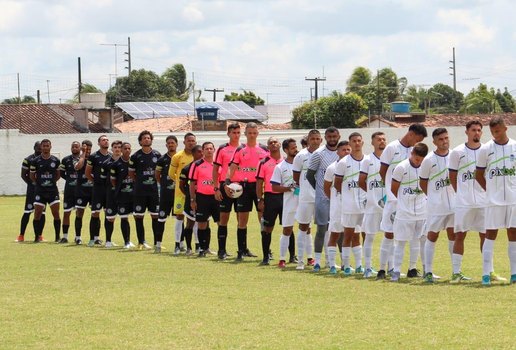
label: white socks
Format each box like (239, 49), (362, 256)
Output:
(448, 239), (454, 258)
(363, 234), (375, 270)
(352, 245), (362, 268)
(174, 219), (183, 243)
(297, 230), (306, 262)
(482, 239), (495, 276)
(305, 233), (313, 259)
(409, 237), (420, 270)
(379, 237), (393, 271)
(341, 246), (351, 268)
(279, 234), (290, 261)
(328, 246), (337, 268)
(424, 240), (436, 274)
(315, 252), (322, 265)
(393, 240), (406, 273)
(324, 231), (330, 265)
(452, 253), (463, 274)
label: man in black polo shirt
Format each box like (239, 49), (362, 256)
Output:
(16, 141), (44, 242)
(85, 135), (111, 246)
(58, 141), (81, 243)
(129, 130), (162, 251)
(29, 139), (61, 242)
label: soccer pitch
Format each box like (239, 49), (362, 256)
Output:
(1, 196), (514, 349)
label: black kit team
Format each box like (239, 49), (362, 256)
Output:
(16, 141), (44, 242)
(29, 139), (61, 242)
(129, 130), (162, 251)
(85, 135), (111, 246)
(58, 141), (81, 243)
(74, 140), (93, 245)
(155, 135), (178, 247)
(111, 142), (135, 249)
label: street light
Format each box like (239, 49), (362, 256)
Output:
(100, 42), (128, 79)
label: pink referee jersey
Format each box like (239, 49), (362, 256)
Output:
(214, 143), (241, 183)
(256, 156), (283, 193)
(190, 159), (216, 195)
(230, 144), (269, 183)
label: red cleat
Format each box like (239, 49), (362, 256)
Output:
(278, 260), (286, 268)
(37, 236), (44, 242)
(15, 235), (24, 242)
(307, 258), (315, 266)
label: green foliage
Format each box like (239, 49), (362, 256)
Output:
(345, 66), (405, 112)
(291, 91), (366, 129)
(69, 83), (103, 103)
(2, 95), (36, 104)
(106, 64), (193, 106)
(224, 90), (265, 107)
(427, 83), (464, 113)
(462, 83), (502, 114)
(495, 88), (515, 113)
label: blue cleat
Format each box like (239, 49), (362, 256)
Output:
(482, 275), (491, 286)
(329, 266), (337, 275)
(313, 263), (321, 272)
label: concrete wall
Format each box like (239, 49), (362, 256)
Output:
(2, 125), (515, 195)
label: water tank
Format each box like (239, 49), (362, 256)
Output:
(195, 105), (219, 121)
(391, 101), (410, 113)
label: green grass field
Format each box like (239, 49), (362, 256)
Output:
(1, 196), (514, 349)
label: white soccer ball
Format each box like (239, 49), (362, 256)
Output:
(227, 182), (243, 199)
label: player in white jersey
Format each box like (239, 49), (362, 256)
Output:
(449, 120), (502, 283)
(390, 143), (429, 282)
(324, 141), (350, 274)
(377, 123), (428, 279)
(292, 130), (322, 269)
(334, 133), (366, 276)
(419, 128), (455, 282)
(306, 127), (341, 272)
(358, 132), (387, 278)
(475, 116), (516, 285)
(271, 138), (299, 268)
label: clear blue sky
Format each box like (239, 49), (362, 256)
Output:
(1, 0), (515, 104)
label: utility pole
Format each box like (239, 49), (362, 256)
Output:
(37, 90), (41, 104)
(46, 80), (50, 103)
(376, 70), (381, 116)
(305, 76), (326, 101)
(204, 88), (224, 102)
(100, 41), (129, 79)
(449, 47), (456, 91)
(17, 73), (21, 103)
(78, 57), (82, 103)
(124, 37), (132, 74)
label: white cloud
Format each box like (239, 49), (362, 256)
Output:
(182, 4), (204, 23)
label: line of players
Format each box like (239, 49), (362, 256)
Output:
(16, 118), (516, 284)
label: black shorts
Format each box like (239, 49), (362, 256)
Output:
(195, 193), (220, 223)
(75, 196), (92, 209)
(263, 192), (283, 227)
(158, 189), (175, 220)
(105, 189), (117, 218)
(24, 185), (36, 213)
(91, 184), (107, 212)
(219, 182), (238, 213)
(236, 182), (258, 213)
(117, 202), (133, 217)
(133, 193), (159, 215)
(34, 190), (60, 207)
(63, 187), (76, 212)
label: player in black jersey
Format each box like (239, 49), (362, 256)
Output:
(74, 140), (93, 245)
(155, 135), (178, 247)
(179, 145), (203, 255)
(85, 135), (111, 246)
(16, 141), (44, 242)
(103, 140), (122, 247)
(111, 142), (135, 249)
(29, 139), (61, 242)
(129, 130), (162, 251)
(57, 141), (81, 243)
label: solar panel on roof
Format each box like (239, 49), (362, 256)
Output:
(116, 101), (265, 121)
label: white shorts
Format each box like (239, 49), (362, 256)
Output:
(282, 210), (296, 228)
(454, 207), (485, 233)
(295, 201), (314, 225)
(485, 205), (516, 230)
(380, 200), (397, 233)
(426, 213), (454, 233)
(393, 218), (426, 241)
(329, 218), (343, 233)
(362, 212), (383, 235)
(341, 213), (364, 229)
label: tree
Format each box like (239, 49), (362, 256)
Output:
(462, 83), (501, 114)
(69, 83), (102, 103)
(106, 69), (165, 105)
(346, 67), (372, 94)
(2, 95), (36, 104)
(427, 83), (464, 113)
(291, 91), (366, 129)
(495, 88), (515, 113)
(224, 90), (265, 108)
(161, 64), (192, 101)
